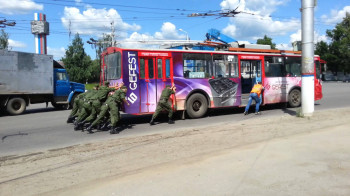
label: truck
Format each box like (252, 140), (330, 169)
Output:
(0, 50), (85, 115)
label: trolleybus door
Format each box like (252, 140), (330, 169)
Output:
(240, 60), (262, 105)
(139, 57), (157, 113)
(140, 56), (172, 113)
(155, 58), (173, 103)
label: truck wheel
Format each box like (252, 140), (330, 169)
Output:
(288, 89), (301, 107)
(186, 93), (208, 119)
(7, 97), (26, 115)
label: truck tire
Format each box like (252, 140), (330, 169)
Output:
(186, 93), (208, 119)
(7, 97), (26, 115)
(288, 89), (301, 107)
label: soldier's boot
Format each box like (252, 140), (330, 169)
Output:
(149, 118), (155, 126)
(110, 126), (119, 134)
(100, 123), (109, 131)
(82, 122), (92, 132)
(85, 125), (94, 134)
(168, 119), (175, 124)
(67, 116), (74, 124)
(75, 120), (86, 131)
(74, 122), (80, 131)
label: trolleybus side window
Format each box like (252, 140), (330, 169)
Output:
(183, 53), (212, 78)
(264, 56), (284, 77)
(315, 60), (321, 79)
(157, 59), (163, 79)
(148, 58), (154, 79)
(139, 59), (145, 79)
(106, 52), (121, 79)
(213, 54), (239, 78)
(165, 59), (171, 78)
(285, 56), (301, 77)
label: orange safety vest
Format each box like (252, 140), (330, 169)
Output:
(250, 84), (264, 97)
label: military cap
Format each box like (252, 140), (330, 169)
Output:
(94, 84), (99, 87)
(121, 86), (127, 90)
(165, 84), (171, 88)
(104, 81), (110, 86)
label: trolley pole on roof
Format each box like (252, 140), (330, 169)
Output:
(301, 0), (315, 116)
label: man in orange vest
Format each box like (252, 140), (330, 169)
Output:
(244, 81), (264, 115)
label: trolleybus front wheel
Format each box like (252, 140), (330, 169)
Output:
(186, 93), (208, 119)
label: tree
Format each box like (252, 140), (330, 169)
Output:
(61, 33), (97, 83)
(0, 29), (9, 50)
(324, 12), (350, 73)
(256, 35), (276, 49)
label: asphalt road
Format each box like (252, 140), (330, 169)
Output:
(1, 82), (349, 156)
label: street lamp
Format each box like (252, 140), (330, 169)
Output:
(179, 28), (189, 42)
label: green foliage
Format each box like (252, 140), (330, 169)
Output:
(0, 29), (9, 50)
(85, 83), (99, 90)
(256, 35), (276, 49)
(61, 33), (100, 83)
(316, 13), (350, 73)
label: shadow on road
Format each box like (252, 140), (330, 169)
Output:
(0, 107), (58, 117)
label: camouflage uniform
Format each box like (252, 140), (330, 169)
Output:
(150, 86), (175, 125)
(67, 93), (85, 123)
(83, 85), (115, 123)
(74, 88), (99, 130)
(86, 87), (127, 134)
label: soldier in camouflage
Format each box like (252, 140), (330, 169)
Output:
(149, 84), (176, 125)
(86, 86), (129, 134)
(66, 84), (99, 123)
(74, 81), (114, 130)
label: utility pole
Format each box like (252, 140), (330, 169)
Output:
(301, 0), (315, 116)
(111, 21), (116, 47)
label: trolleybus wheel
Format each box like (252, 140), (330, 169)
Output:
(288, 89), (301, 107)
(6, 97), (26, 115)
(186, 93), (208, 119)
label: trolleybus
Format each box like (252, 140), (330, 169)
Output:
(100, 47), (323, 118)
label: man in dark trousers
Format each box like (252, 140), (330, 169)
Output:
(150, 84), (176, 125)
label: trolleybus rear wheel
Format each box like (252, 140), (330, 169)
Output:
(186, 93), (208, 119)
(288, 89), (301, 107)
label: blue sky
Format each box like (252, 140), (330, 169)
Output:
(1, 0), (349, 60)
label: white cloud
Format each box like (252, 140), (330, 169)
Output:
(8, 39), (26, 48)
(0, 0), (43, 15)
(289, 29), (329, 44)
(61, 7), (141, 37)
(154, 22), (185, 40)
(275, 43), (292, 50)
(220, 0), (289, 16)
(120, 22), (186, 48)
(220, 0), (299, 41)
(47, 47), (66, 60)
(321, 6), (350, 25)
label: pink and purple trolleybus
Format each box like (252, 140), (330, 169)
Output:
(100, 47), (323, 118)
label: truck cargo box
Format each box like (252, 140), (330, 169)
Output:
(0, 50), (53, 94)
